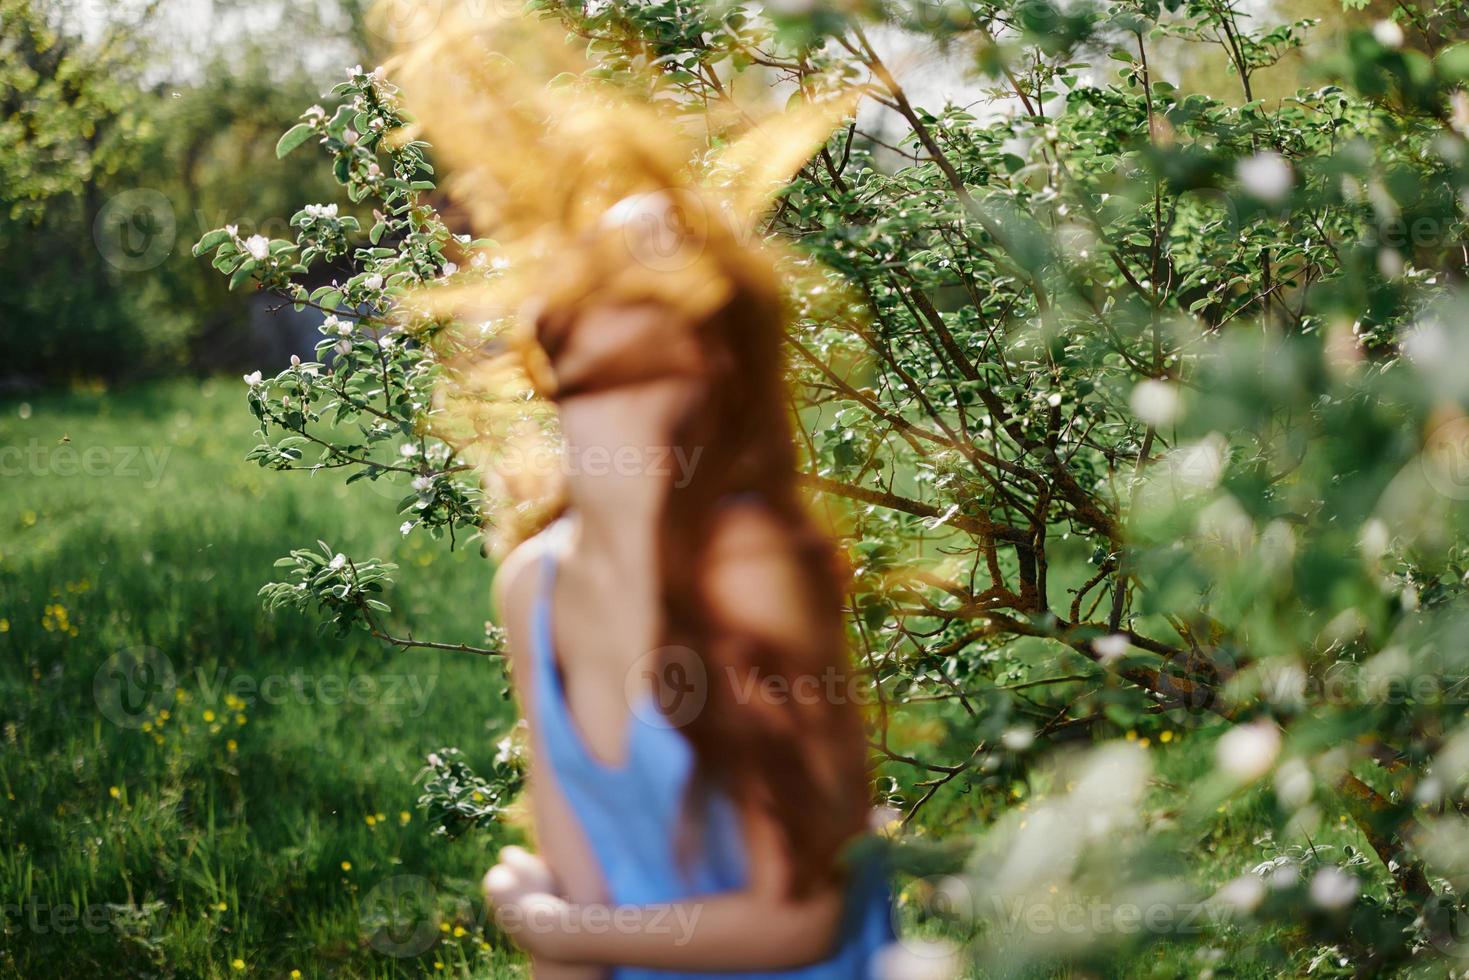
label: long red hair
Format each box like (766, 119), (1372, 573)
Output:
(532, 228), (872, 898)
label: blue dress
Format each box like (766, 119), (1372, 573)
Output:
(529, 527), (895, 978)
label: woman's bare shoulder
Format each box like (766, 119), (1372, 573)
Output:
(491, 524), (562, 636)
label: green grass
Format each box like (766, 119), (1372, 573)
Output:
(0, 379), (523, 978)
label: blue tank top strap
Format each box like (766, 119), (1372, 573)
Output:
(531, 520), (576, 751)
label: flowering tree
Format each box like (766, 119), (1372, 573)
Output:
(198, 1), (1469, 971)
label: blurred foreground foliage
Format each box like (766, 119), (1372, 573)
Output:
(184, 0), (1469, 974)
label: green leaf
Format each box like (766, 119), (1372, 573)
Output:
(276, 124), (316, 159)
(228, 260), (257, 291)
(192, 228), (231, 257)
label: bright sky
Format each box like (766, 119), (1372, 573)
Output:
(65, 0), (355, 82)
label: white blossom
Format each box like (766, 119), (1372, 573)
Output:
(1454, 92), (1469, 137)
(1212, 875), (1266, 915)
(1216, 720), (1281, 782)
(1001, 727), (1034, 751)
(1130, 379), (1180, 426)
(441, 261), (458, 276)
(290, 354), (301, 367)
(867, 806), (902, 832)
(304, 104), (326, 120)
(1309, 867), (1360, 910)
(335, 339), (353, 356)
(304, 204), (338, 220)
(225, 224), (239, 237)
(1093, 633), (1132, 664)
(244, 235), (270, 261)
(1405, 319), (1450, 366)
(412, 475), (433, 492)
(363, 274), (384, 291)
(1237, 152), (1294, 203)
(328, 553), (347, 571)
(400, 521), (415, 536)
(343, 130), (359, 146)
(243, 370), (263, 386)
(1372, 19), (1405, 49)
(871, 939), (960, 980)
(1273, 758), (1313, 809)
(399, 443), (418, 458)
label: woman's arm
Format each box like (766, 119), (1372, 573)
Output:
(486, 804), (847, 971)
(492, 539), (610, 980)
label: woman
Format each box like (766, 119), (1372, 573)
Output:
(480, 193), (895, 977)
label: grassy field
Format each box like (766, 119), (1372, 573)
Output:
(0, 379), (523, 978)
(0, 379), (1381, 979)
